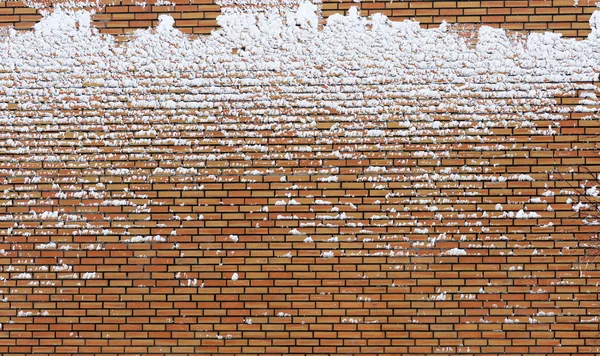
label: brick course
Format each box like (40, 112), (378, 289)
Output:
(0, 0), (598, 37)
(322, 0), (600, 38)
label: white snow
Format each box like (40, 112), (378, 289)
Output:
(536, 311), (555, 317)
(443, 248), (467, 256)
(431, 291), (447, 301)
(125, 235), (166, 243)
(14, 273), (32, 279)
(52, 263), (72, 272)
(321, 251), (334, 258)
(295, 1), (318, 29)
(35, 242), (57, 249)
(582, 316), (598, 323)
(542, 190), (555, 197)
(586, 186), (599, 197)
(515, 210), (541, 219)
(591, 10), (600, 41)
(319, 176), (338, 183)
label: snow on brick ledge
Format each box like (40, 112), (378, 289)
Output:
(1, 3), (600, 355)
(215, 0), (314, 13)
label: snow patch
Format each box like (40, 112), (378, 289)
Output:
(443, 248), (467, 256)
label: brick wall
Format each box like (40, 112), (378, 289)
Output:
(1, 2), (600, 356)
(322, 0), (600, 38)
(0, 0), (222, 35)
(0, 0), (599, 37)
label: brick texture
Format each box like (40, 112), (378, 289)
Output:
(0, 0), (598, 37)
(0, 1), (600, 356)
(321, 0), (600, 38)
(0, 0), (222, 35)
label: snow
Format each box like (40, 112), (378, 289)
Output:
(125, 235), (166, 243)
(40, 211), (59, 220)
(515, 210), (541, 219)
(321, 251), (334, 258)
(586, 186), (599, 197)
(51, 263), (72, 272)
(17, 310), (33, 317)
(289, 228), (304, 235)
(13, 273), (32, 279)
(443, 248), (467, 256)
(536, 311), (555, 317)
(294, 1), (318, 29)
(319, 176), (338, 183)
(35, 242), (57, 249)
(572, 202), (589, 212)
(342, 318), (360, 324)
(542, 190), (555, 197)
(431, 291), (447, 301)
(591, 10), (600, 41)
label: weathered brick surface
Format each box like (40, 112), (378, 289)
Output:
(0, 1), (599, 356)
